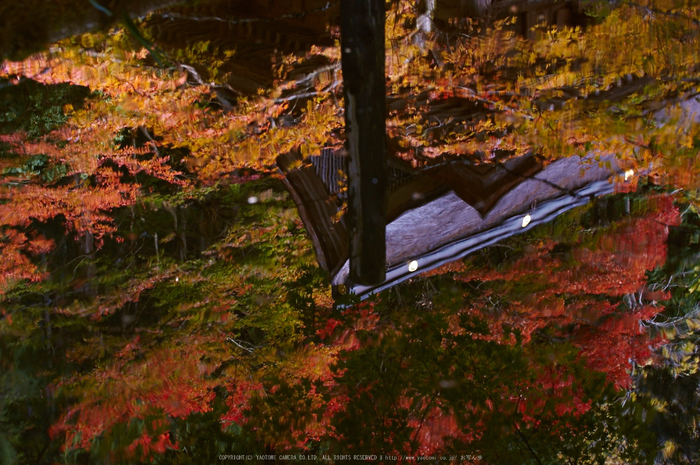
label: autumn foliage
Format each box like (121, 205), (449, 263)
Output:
(0, 0), (697, 462)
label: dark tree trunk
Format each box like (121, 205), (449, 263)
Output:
(340, 0), (387, 285)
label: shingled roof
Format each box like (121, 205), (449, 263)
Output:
(277, 147), (635, 299)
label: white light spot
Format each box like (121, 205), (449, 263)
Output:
(344, 47), (352, 53)
(624, 169), (634, 181)
(408, 260), (419, 272)
(247, 196), (258, 204)
(175, 277), (179, 282)
(521, 214), (532, 228)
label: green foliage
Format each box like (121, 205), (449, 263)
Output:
(0, 78), (91, 139)
(1, 153), (70, 183)
(0, 433), (16, 465)
(171, 41), (229, 81)
(631, 197), (700, 463)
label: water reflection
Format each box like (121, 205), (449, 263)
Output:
(1, 0), (699, 462)
(319, 186), (682, 462)
(279, 149), (639, 299)
(277, 140), (698, 461)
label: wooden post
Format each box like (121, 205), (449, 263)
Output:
(340, 0), (387, 285)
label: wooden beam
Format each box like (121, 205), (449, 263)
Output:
(276, 151), (349, 278)
(340, 0), (387, 285)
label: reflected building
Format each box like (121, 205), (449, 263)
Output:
(434, 0), (588, 37)
(277, 149), (635, 300)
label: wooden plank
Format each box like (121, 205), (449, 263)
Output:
(425, 152), (543, 217)
(277, 152), (348, 277)
(340, 0), (387, 285)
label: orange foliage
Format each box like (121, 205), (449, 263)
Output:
(51, 338), (220, 455)
(456, 194), (680, 388)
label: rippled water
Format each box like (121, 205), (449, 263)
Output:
(1, 0), (699, 463)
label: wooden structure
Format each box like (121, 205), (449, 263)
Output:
(277, 149), (634, 300)
(277, 150), (349, 278)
